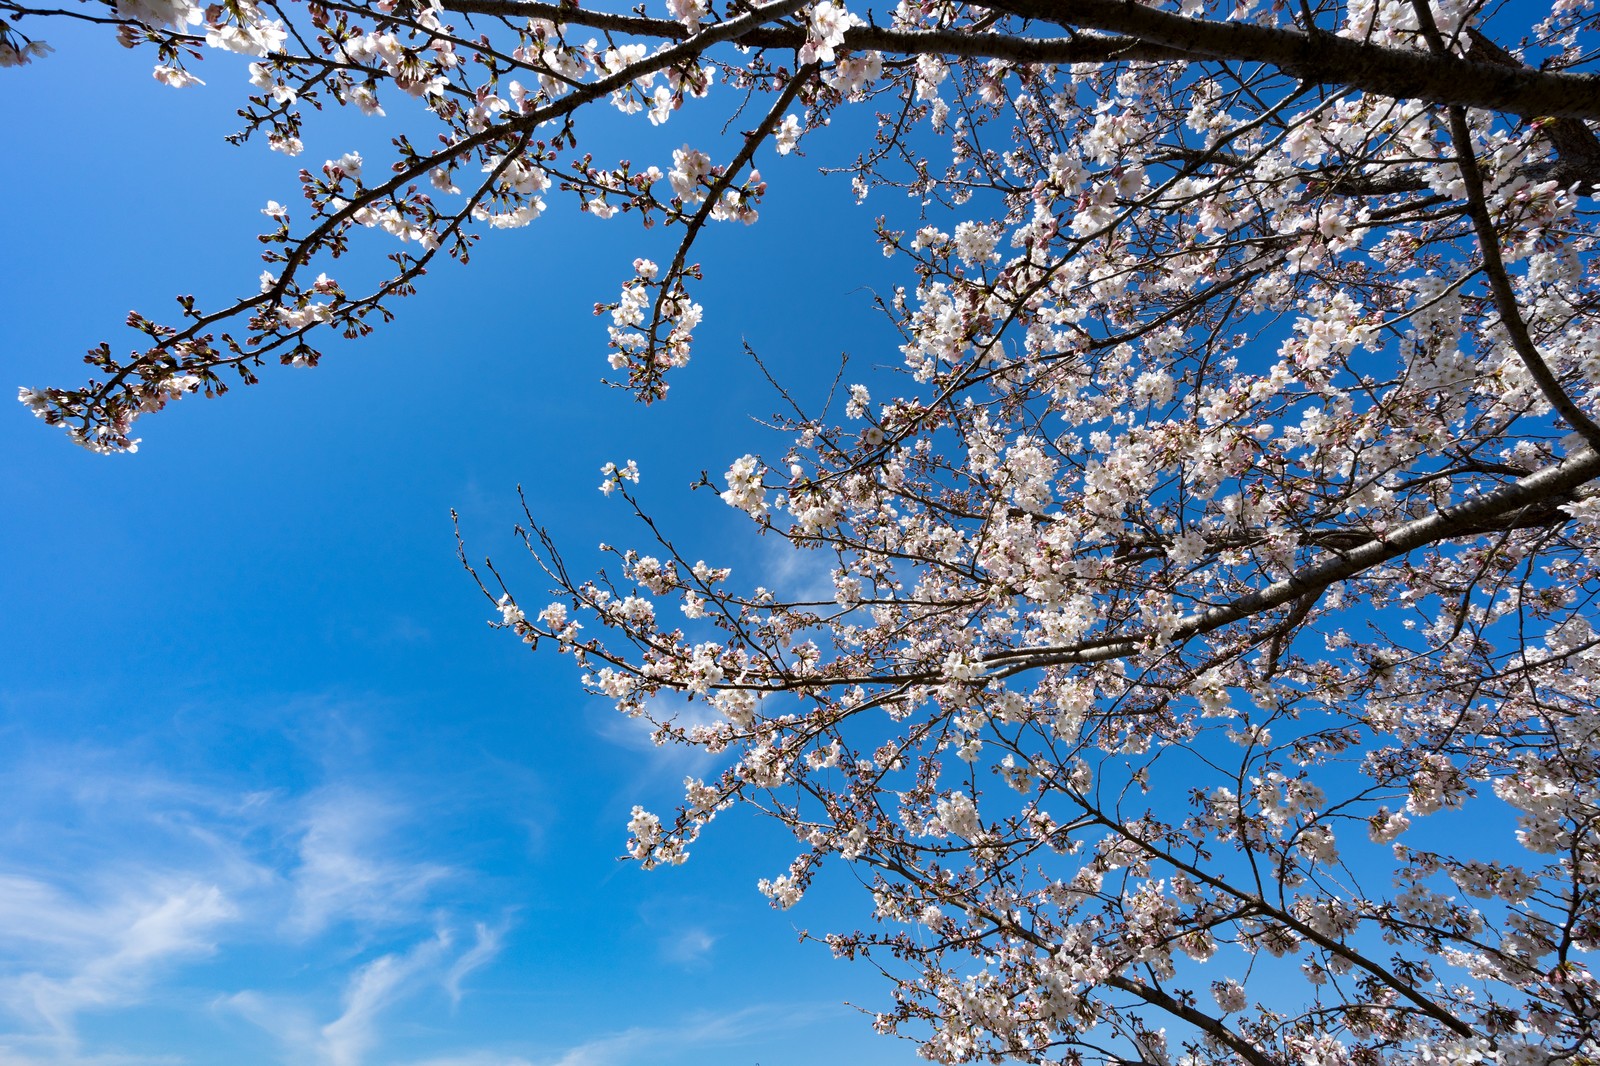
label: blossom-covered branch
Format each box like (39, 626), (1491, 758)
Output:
(19, 0), (1600, 1061)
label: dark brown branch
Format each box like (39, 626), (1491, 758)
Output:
(643, 62), (819, 387)
(1110, 489), (1593, 563)
(1467, 28), (1600, 191)
(1415, 2), (1600, 451)
(68, 0), (814, 434)
(445, 0), (1199, 62)
(980, 448), (1600, 670)
(1088, 809), (1478, 1038)
(1104, 974), (1282, 1066)
(981, 0), (1600, 118)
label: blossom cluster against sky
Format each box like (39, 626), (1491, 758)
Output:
(0, 22), (925, 1066)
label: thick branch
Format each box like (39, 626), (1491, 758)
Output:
(1467, 28), (1600, 190)
(453, 0), (1600, 118)
(981, 0), (1600, 118)
(446, 0), (1199, 62)
(1104, 974), (1281, 1066)
(981, 448), (1600, 672)
(1428, 20), (1600, 448)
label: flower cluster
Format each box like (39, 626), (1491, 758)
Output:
(25, 0), (1600, 1060)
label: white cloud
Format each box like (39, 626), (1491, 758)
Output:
(756, 535), (838, 604)
(391, 1009), (805, 1066)
(218, 991), (319, 1060)
(657, 925), (716, 966)
(403, 1056), (537, 1066)
(539, 1006), (806, 1066)
(0, 877), (235, 1035)
(589, 693), (722, 782)
(224, 927), (501, 1066)
(287, 788), (452, 937)
(0, 752), (507, 1065)
(442, 922), (506, 1008)
(320, 934), (451, 1066)
(0, 1042), (182, 1066)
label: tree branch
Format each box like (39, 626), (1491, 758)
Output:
(445, 0), (1201, 63)
(979, 448), (1600, 672)
(980, 0), (1600, 118)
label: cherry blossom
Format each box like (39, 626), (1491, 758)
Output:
(18, 0), (1600, 1060)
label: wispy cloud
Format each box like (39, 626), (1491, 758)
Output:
(539, 1006), (811, 1066)
(219, 991), (319, 1062)
(443, 921), (507, 1008)
(0, 877), (235, 1035)
(0, 757), (265, 1061)
(225, 927), (498, 1066)
(755, 535), (839, 604)
(400, 1049), (537, 1056)
(589, 693), (723, 783)
(396, 1006), (819, 1066)
(0, 748), (508, 1065)
(0, 1042), (185, 1066)
(287, 788), (452, 937)
(657, 925), (716, 967)
(321, 934), (451, 1066)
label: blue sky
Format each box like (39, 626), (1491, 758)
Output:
(1, 20), (927, 1066)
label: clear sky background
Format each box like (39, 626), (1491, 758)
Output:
(1, 20), (929, 1066)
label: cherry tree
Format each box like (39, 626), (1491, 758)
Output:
(13, 0), (1600, 1060)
